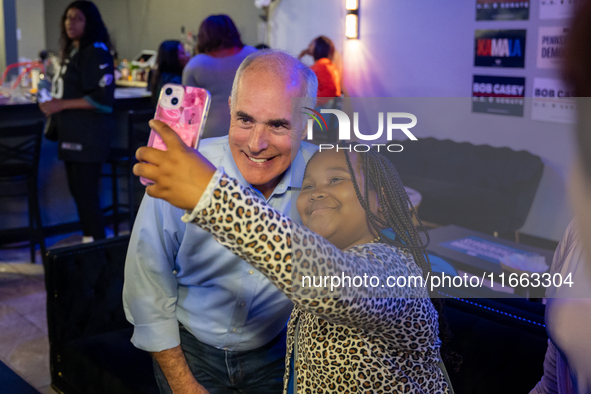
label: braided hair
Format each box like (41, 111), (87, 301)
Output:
(304, 148), (462, 371)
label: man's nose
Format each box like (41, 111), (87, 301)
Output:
(247, 126), (269, 153)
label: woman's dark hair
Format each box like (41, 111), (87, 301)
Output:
(150, 40), (184, 91)
(313, 36), (335, 61)
(197, 15), (243, 54)
(343, 149), (462, 371)
(150, 40), (185, 106)
(304, 148), (462, 371)
(59, 1), (112, 59)
(564, 0), (591, 182)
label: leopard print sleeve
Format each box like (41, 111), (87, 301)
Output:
(185, 171), (434, 332)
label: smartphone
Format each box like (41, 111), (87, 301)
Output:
(140, 83), (211, 186)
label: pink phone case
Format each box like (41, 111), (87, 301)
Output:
(140, 83), (211, 186)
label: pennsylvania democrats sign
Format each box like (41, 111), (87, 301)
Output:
(474, 29), (526, 68)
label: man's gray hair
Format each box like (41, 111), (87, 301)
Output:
(230, 49), (318, 130)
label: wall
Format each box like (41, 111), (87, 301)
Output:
(44, 0), (261, 59)
(15, 0), (46, 61)
(1, 0), (18, 71)
(271, 0), (573, 241)
(269, 0), (345, 64)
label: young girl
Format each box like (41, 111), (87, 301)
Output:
(135, 121), (453, 393)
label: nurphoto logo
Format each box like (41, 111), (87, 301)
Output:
(303, 107), (418, 152)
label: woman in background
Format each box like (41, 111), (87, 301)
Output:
(298, 36), (341, 106)
(182, 14), (257, 138)
(39, 1), (114, 243)
(150, 40), (190, 107)
(530, 1), (591, 392)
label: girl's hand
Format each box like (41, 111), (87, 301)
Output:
(134, 120), (216, 210)
(39, 98), (64, 116)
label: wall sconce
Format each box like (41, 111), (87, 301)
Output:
(345, 0), (359, 39)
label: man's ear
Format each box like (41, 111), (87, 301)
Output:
(228, 96), (232, 111)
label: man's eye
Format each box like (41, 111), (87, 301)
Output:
(303, 185), (314, 190)
(330, 177), (343, 183)
(271, 122), (286, 129)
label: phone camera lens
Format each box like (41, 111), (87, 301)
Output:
(171, 97), (179, 105)
(165, 88), (173, 95)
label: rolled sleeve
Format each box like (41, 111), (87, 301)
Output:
(130, 319), (181, 352)
(83, 95), (113, 113)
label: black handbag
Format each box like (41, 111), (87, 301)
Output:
(44, 116), (58, 141)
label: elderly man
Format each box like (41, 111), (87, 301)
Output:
(123, 50), (318, 394)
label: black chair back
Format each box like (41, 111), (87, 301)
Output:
(0, 121), (45, 261)
(0, 121), (43, 178)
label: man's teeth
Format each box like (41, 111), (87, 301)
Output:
(249, 157), (268, 163)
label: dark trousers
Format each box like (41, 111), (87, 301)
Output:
(153, 324), (287, 394)
(64, 161), (106, 240)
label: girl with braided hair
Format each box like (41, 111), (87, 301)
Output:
(135, 120), (455, 393)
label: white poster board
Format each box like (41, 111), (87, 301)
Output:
(531, 77), (576, 124)
(539, 0), (577, 20)
(536, 26), (568, 69)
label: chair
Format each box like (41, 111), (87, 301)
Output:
(443, 293), (548, 394)
(0, 121), (46, 262)
(102, 109), (153, 235)
(44, 236), (158, 394)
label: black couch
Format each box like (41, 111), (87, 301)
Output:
(385, 138), (544, 235)
(445, 294), (548, 393)
(44, 236), (548, 394)
(44, 236), (158, 394)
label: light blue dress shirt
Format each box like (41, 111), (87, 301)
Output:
(123, 136), (317, 353)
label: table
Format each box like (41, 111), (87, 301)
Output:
(426, 225), (556, 298)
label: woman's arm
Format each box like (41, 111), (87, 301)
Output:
(39, 97), (94, 116)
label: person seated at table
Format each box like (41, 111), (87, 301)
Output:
(530, 221), (591, 394)
(182, 14), (257, 138)
(134, 122), (457, 393)
(298, 36), (341, 106)
(528, 2), (591, 392)
(150, 40), (190, 107)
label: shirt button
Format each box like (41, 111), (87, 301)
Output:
(249, 270), (254, 275)
(240, 302), (246, 307)
(232, 327), (237, 333)
(172, 270), (178, 274)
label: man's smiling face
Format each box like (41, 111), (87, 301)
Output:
(228, 67), (304, 198)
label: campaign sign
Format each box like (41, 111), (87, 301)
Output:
(531, 78), (576, 124)
(540, 0), (579, 20)
(537, 26), (568, 69)
(472, 75), (525, 117)
(474, 29), (526, 68)
(476, 0), (530, 21)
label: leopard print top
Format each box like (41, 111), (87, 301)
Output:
(185, 171), (449, 394)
